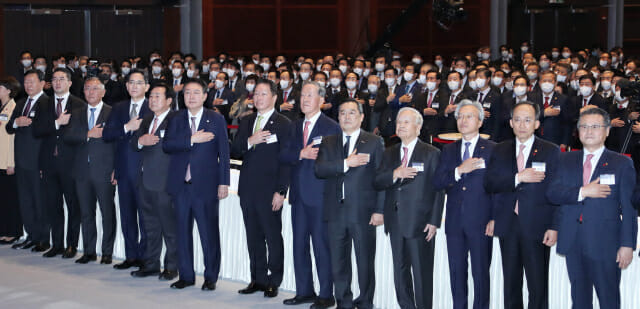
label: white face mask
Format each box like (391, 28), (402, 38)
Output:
(539, 61), (550, 70)
(367, 84), (378, 93)
(202, 66), (209, 73)
(172, 68), (182, 78)
(502, 68), (511, 74)
(513, 86), (527, 97)
(275, 61), (283, 68)
(521, 46), (529, 53)
(346, 80), (357, 89)
(557, 75), (567, 83)
(279, 80), (290, 89)
(152, 66), (162, 75)
(121, 67), (131, 75)
(330, 78), (341, 88)
(615, 90), (626, 102)
(570, 63), (579, 71)
(447, 80), (460, 91)
(426, 81), (437, 91)
(80, 65), (87, 73)
(300, 72), (310, 80)
(491, 76), (503, 87)
(501, 50), (509, 58)
(434, 60), (443, 67)
(212, 79), (223, 89)
(21, 59), (32, 68)
(469, 80), (478, 90)
(353, 68), (363, 76)
(552, 51), (560, 58)
(412, 58), (422, 65)
(36, 65), (46, 72)
(600, 80), (611, 90)
(211, 71), (221, 80)
(626, 69), (633, 76)
(417, 74), (427, 85)
(580, 86), (593, 97)
(611, 56), (618, 63)
(475, 78), (487, 89)
(245, 83), (255, 92)
(385, 77), (396, 87)
(316, 81), (326, 88)
(476, 51), (482, 59)
(363, 69), (371, 77)
(562, 52), (571, 59)
(540, 82), (554, 93)
(505, 80), (514, 90)
(481, 53), (490, 60)
(110, 73), (117, 81)
(227, 69), (235, 77)
(526, 72), (538, 81)
(570, 79), (580, 90)
(375, 63), (385, 72)
(186, 69), (195, 78)
(316, 65), (322, 71)
(323, 70), (330, 78)
(455, 68), (466, 76)
(591, 71), (599, 79)
(260, 63), (270, 71)
(599, 60), (608, 67)
(57, 63), (66, 69)
(339, 65), (348, 74)
(403, 72), (414, 82)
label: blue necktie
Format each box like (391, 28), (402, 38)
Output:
(88, 107), (96, 130)
(462, 141), (471, 161)
(405, 84), (410, 93)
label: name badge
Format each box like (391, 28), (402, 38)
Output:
(532, 162), (546, 172)
(29, 110), (36, 118)
(222, 100), (228, 105)
(0, 114), (8, 121)
(431, 102), (439, 109)
(600, 174), (615, 185)
(411, 162), (424, 172)
(553, 105), (561, 110)
(312, 136), (322, 145)
(159, 130), (165, 138)
(266, 134), (278, 144)
(483, 103), (491, 109)
(476, 158), (486, 169)
(288, 99), (295, 105)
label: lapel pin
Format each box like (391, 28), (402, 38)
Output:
(206, 119), (210, 123)
(603, 162), (608, 167)
(269, 120), (273, 124)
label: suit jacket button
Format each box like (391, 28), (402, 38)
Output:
(397, 187), (402, 191)
(462, 186), (466, 191)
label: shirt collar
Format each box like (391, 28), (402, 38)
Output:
(189, 107), (204, 118)
(401, 137), (418, 150)
(584, 146), (605, 159)
(257, 108), (275, 120)
(55, 92), (70, 101)
(29, 91), (44, 102)
(304, 110), (322, 123)
(462, 133), (480, 146)
(154, 109), (171, 123)
(343, 129), (361, 141)
(516, 134), (535, 150)
(131, 97), (145, 106)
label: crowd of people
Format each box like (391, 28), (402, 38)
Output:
(0, 43), (638, 309)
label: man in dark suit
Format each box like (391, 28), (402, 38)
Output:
(413, 69), (449, 144)
(231, 79), (291, 298)
(433, 100), (495, 309)
(277, 70), (302, 121)
(474, 69), (502, 141)
(441, 71), (470, 133)
(103, 69), (151, 270)
(6, 69), (50, 252)
(280, 81), (341, 308)
(63, 77), (116, 264)
(33, 68), (85, 259)
(325, 68), (348, 120)
(374, 107), (445, 309)
(315, 99), (384, 309)
(484, 101), (560, 309)
(162, 78), (230, 290)
(547, 107), (637, 309)
(529, 71), (571, 149)
(375, 67), (409, 139)
(130, 83), (178, 281)
(205, 72), (235, 123)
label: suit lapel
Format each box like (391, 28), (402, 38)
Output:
(198, 110), (208, 131)
(262, 111), (279, 132)
(455, 140), (463, 165)
(525, 138), (540, 168)
(590, 149), (609, 183)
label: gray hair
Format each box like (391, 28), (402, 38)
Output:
(454, 99), (485, 122)
(84, 77), (105, 90)
(397, 107), (423, 127)
(302, 80), (326, 98)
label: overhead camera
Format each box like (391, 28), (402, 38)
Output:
(432, 0), (467, 31)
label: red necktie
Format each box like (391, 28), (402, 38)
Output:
(544, 97), (550, 109)
(150, 117), (159, 135)
(528, 85), (532, 92)
(401, 146), (409, 167)
(303, 120), (311, 146)
(583, 99), (587, 107)
(427, 93), (433, 108)
(283, 91), (288, 103)
(23, 98), (33, 116)
(580, 154), (594, 222)
(56, 98), (63, 117)
(449, 95), (455, 106)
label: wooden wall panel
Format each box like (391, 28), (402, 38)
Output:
(210, 7), (277, 56)
(162, 6), (181, 58)
(281, 8), (337, 52)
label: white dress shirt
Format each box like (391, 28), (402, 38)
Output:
(394, 137), (418, 183)
(124, 97), (146, 133)
(302, 111), (322, 143)
(247, 108), (275, 148)
(188, 107), (204, 146)
(342, 129), (361, 172)
(577, 146), (605, 201)
(138, 109), (170, 149)
(454, 133), (480, 181)
(87, 101), (104, 133)
(514, 134), (535, 186)
(54, 92), (70, 129)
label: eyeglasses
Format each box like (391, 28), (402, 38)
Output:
(127, 81), (146, 86)
(578, 124), (608, 130)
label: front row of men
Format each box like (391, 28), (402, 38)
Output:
(7, 69), (636, 309)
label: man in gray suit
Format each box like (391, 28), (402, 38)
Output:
(130, 82), (178, 281)
(63, 77), (116, 264)
(374, 107), (445, 309)
(315, 99), (385, 309)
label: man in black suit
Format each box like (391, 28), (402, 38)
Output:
(315, 99), (384, 309)
(374, 107), (445, 309)
(231, 79), (291, 298)
(34, 68), (85, 258)
(278, 70), (302, 121)
(6, 69), (50, 252)
(130, 83), (178, 281)
(413, 69), (448, 144)
(474, 68), (502, 141)
(484, 101), (560, 309)
(63, 77), (116, 264)
(205, 72), (235, 122)
(529, 71), (571, 149)
(442, 71), (470, 133)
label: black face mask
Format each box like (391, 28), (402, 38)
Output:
(98, 73), (110, 82)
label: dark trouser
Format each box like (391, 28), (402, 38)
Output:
(76, 177), (116, 256)
(389, 230), (435, 309)
(446, 227), (493, 309)
(565, 224), (621, 309)
(138, 184), (178, 272)
(15, 167), (46, 243)
(117, 177), (146, 260)
(291, 201), (333, 299)
(42, 161), (80, 249)
(498, 216), (550, 309)
(174, 184), (220, 282)
(327, 218), (376, 309)
(239, 195), (284, 287)
(0, 170), (22, 237)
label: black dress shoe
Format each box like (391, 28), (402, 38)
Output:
(11, 239), (28, 249)
(31, 242), (50, 252)
(100, 255), (112, 264)
(75, 254), (97, 264)
(17, 240), (35, 250)
(159, 270), (178, 281)
(131, 269), (160, 278)
(42, 247), (64, 258)
(170, 279), (195, 289)
(62, 247), (77, 259)
(283, 294), (317, 305)
(264, 285), (278, 298)
(310, 297), (336, 309)
(238, 282), (266, 294)
(113, 259), (138, 269)
(201, 280), (216, 291)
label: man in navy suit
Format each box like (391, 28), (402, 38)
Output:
(205, 72), (235, 123)
(231, 79), (291, 298)
(484, 101), (560, 309)
(162, 78), (230, 290)
(473, 68), (502, 141)
(547, 107), (637, 309)
(529, 71), (570, 149)
(280, 81), (341, 308)
(434, 100), (495, 309)
(103, 69), (151, 270)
